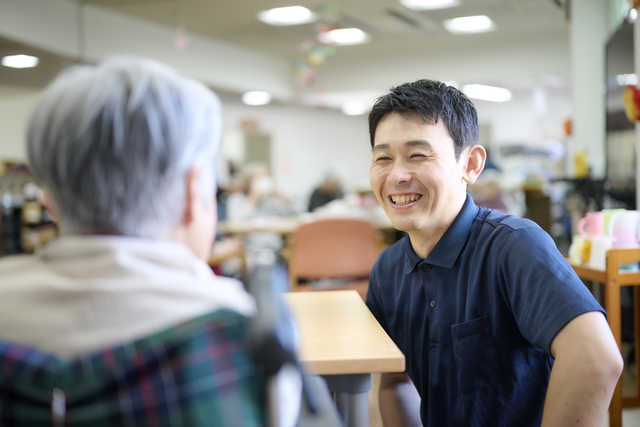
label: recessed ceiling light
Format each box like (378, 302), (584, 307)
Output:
(320, 28), (370, 46)
(616, 74), (638, 86)
(443, 15), (495, 34)
(462, 84), (511, 103)
(630, 9), (638, 21)
(242, 91), (271, 106)
(399, 0), (459, 11)
(2, 54), (39, 69)
(341, 101), (369, 116)
(257, 6), (316, 26)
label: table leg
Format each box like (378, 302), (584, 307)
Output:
(323, 374), (371, 427)
(605, 279), (622, 427)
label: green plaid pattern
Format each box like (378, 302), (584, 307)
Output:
(0, 309), (265, 426)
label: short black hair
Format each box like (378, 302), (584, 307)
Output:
(368, 79), (479, 160)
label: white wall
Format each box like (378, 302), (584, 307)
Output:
(221, 102), (372, 207)
(0, 88), (40, 162)
(218, 86), (574, 208)
(475, 87), (573, 152)
(0, 85), (574, 207)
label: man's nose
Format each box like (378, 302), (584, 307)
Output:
(389, 161), (412, 185)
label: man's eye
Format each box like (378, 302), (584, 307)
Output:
(410, 153), (426, 159)
(375, 156), (391, 161)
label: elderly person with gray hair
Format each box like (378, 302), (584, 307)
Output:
(0, 57), (278, 426)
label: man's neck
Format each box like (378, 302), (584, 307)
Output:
(407, 194), (467, 259)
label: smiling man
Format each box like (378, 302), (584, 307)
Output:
(365, 80), (623, 427)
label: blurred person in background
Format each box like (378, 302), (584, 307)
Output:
(366, 79), (622, 427)
(227, 162), (296, 220)
(308, 169), (344, 212)
(226, 162), (296, 267)
(0, 57), (301, 426)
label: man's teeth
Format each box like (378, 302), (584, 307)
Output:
(391, 195), (420, 205)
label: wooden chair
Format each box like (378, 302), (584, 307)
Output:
(570, 247), (640, 427)
(286, 218), (382, 299)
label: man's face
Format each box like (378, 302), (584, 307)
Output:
(369, 111), (469, 239)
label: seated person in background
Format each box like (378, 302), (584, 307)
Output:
(308, 170), (344, 212)
(0, 57), (290, 425)
(227, 162), (296, 267)
(227, 162), (296, 220)
(366, 79), (622, 427)
(468, 169), (509, 213)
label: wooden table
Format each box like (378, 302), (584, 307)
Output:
(218, 215), (396, 236)
(568, 248), (640, 427)
(282, 290), (405, 427)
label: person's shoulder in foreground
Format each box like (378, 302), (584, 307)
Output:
(0, 56), (254, 356)
(365, 78), (622, 427)
(0, 55), (273, 426)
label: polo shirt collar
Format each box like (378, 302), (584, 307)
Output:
(403, 194), (479, 273)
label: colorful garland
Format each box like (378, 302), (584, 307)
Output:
(295, 4), (340, 86)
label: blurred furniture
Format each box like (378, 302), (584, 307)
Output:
(282, 290), (405, 427)
(568, 248), (640, 427)
(218, 215), (395, 236)
(286, 218), (381, 298)
(524, 188), (552, 234)
(218, 215), (300, 236)
(207, 237), (248, 278)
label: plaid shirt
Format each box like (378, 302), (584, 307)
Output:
(0, 309), (265, 426)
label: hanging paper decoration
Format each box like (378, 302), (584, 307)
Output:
(173, 11), (189, 51)
(174, 26), (189, 51)
(623, 85), (640, 123)
(295, 4), (341, 87)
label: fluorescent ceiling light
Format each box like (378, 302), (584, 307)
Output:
(257, 6), (316, 26)
(443, 15), (495, 34)
(242, 91), (271, 106)
(400, 0), (459, 11)
(617, 73), (638, 86)
(341, 101), (369, 116)
(463, 84), (511, 103)
(2, 54), (39, 69)
(321, 28), (370, 46)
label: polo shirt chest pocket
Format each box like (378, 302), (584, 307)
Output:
(451, 316), (501, 393)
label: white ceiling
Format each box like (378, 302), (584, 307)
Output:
(0, 0), (572, 106)
(68, 0), (568, 59)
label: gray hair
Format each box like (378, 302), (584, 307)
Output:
(27, 56), (221, 237)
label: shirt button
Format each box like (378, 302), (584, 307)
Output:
(423, 264), (432, 271)
(430, 299), (436, 308)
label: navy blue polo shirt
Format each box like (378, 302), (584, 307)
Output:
(366, 195), (604, 426)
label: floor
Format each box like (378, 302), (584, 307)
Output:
(367, 360), (640, 427)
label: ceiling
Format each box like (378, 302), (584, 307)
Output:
(69, 0), (569, 60)
(0, 0), (571, 104)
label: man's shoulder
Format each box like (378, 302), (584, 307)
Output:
(478, 208), (538, 230)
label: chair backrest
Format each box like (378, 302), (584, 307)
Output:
(288, 218), (380, 289)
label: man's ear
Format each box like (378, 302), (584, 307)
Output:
(42, 190), (59, 224)
(182, 166), (201, 226)
(462, 145), (486, 185)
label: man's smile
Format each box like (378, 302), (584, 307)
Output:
(389, 193), (423, 205)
